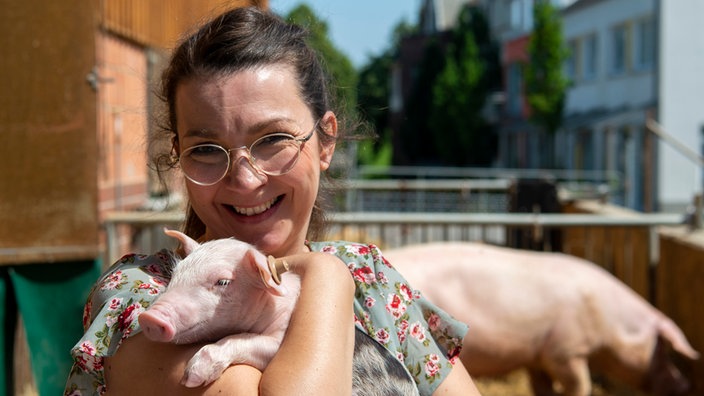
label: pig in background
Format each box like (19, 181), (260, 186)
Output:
(138, 229), (418, 395)
(385, 242), (700, 396)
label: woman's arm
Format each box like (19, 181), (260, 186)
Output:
(105, 333), (262, 395)
(431, 360), (482, 396)
(260, 252), (356, 394)
(105, 252), (355, 395)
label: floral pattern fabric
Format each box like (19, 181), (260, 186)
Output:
(64, 241), (468, 396)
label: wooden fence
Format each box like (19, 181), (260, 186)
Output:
(25, 201), (701, 395)
(657, 227), (704, 395)
(564, 200), (703, 395)
(562, 200), (654, 299)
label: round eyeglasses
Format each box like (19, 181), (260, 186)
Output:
(178, 122), (318, 186)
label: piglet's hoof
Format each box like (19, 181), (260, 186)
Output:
(181, 345), (230, 388)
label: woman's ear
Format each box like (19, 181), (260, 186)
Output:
(319, 111), (337, 171)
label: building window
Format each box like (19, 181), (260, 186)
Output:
(510, 0), (522, 29)
(582, 33), (598, 80)
(509, 0), (533, 31)
(609, 24), (628, 75)
(523, 0), (533, 30)
(507, 62), (523, 116)
(634, 16), (655, 71)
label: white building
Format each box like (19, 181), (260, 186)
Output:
(481, 0), (576, 40)
(560, 0), (704, 212)
(479, 0), (704, 213)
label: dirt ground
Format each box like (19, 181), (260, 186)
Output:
(472, 369), (647, 396)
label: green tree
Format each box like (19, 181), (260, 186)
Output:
(285, 5), (358, 117)
(398, 37), (447, 165)
(356, 20), (416, 167)
(356, 51), (393, 167)
(284, 4), (360, 173)
(428, 5), (498, 166)
(524, 0), (569, 167)
(430, 34), (483, 165)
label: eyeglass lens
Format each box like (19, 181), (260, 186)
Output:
(180, 134), (303, 185)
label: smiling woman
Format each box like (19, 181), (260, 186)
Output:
(63, 6), (480, 396)
(171, 69), (335, 257)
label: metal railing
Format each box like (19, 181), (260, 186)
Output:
(337, 178), (512, 212)
(352, 166), (622, 206)
(334, 177), (615, 213)
(103, 210), (683, 266)
(356, 165), (621, 183)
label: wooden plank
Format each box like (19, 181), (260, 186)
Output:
(0, 0), (99, 265)
(561, 202), (651, 298)
(657, 228), (704, 394)
(101, 0), (267, 49)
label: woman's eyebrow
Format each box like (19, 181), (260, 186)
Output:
(180, 118), (301, 139)
(181, 128), (220, 139)
(249, 118), (299, 132)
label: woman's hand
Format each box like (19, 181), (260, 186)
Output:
(105, 251), (355, 395)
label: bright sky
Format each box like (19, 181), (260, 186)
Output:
(271, 0), (421, 68)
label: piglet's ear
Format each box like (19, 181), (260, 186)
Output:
(246, 250), (288, 296)
(163, 228), (200, 256)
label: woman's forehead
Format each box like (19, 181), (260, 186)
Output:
(175, 66), (312, 129)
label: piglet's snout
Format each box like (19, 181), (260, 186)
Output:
(139, 309), (177, 342)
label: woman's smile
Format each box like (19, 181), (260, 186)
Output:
(230, 195), (282, 216)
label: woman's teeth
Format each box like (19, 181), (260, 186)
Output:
(233, 197), (277, 216)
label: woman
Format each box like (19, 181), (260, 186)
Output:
(65, 7), (481, 395)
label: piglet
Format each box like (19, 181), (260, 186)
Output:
(138, 229), (420, 395)
(138, 229), (299, 388)
(386, 242), (700, 396)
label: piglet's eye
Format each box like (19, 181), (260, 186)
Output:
(215, 279), (232, 286)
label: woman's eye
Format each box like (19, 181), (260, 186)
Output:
(191, 145), (223, 155)
(215, 279), (232, 286)
(258, 134), (293, 146)
(185, 145), (228, 164)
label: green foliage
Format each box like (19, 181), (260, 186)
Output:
(430, 35), (484, 165)
(285, 4), (358, 117)
(355, 19), (416, 168)
(283, 3), (503, 168)
(455, 5), (502, 92)
(356, 51), (393, 167)
(390, 19), (418, 49)
(357, 138), (392, 167)
(524, 0), (569, 136)
(426, 5), (499, 166)
(399, 38), (447, 165)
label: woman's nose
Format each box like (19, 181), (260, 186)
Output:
(223, 152), (267, 189)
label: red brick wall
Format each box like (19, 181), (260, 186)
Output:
(96, 32), (149, 216)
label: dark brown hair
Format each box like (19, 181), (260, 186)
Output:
(152, 6), (343, 241)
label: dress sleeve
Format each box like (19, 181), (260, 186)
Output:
(312, 241), (468, 396)
(63, 251), (173, 396)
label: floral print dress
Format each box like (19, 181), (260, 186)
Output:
(64, 241), (468, 396)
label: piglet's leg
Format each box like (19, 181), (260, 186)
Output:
(545, 356), (591, 396)
(181, 333), (281, 388)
